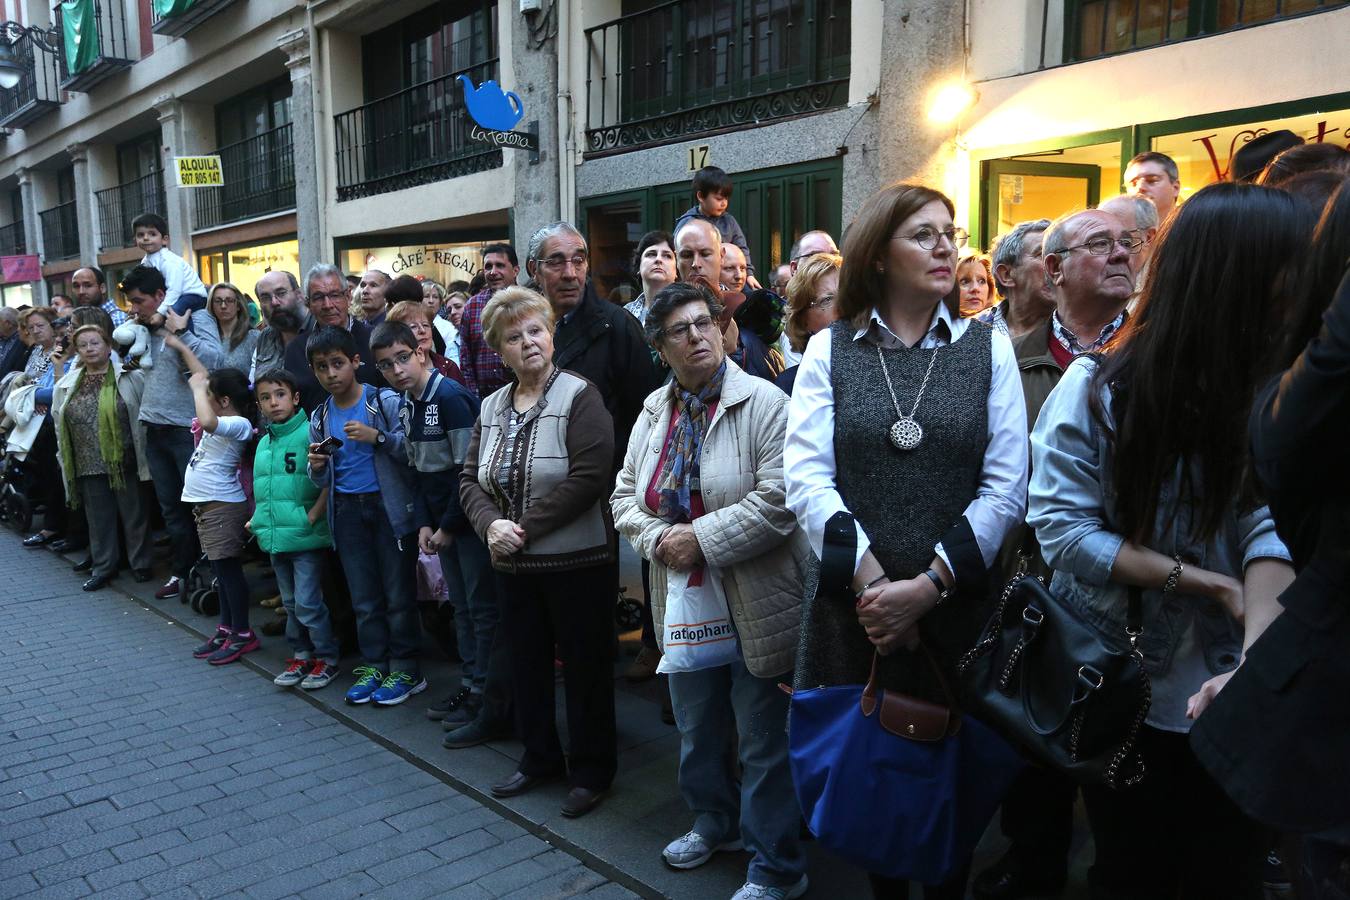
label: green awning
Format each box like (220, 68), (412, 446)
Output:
(60, 0), (99, 75)
(151, 0), (197, 18)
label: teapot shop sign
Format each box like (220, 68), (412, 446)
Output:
(460, 76), (540, 152)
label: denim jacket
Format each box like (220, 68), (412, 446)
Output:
(1028, 358), (1291, 732)
(307, 384), (424, 541)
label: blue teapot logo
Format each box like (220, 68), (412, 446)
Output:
(459, 76), (524, 132)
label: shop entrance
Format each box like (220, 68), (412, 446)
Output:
(983, 160), (1101, 241)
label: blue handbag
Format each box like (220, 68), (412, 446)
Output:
(789, 649), (1024, 885)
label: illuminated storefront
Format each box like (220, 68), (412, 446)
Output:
(198, 238), (301, 294)
(339, 241), (500, 288)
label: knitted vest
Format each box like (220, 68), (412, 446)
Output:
(794, 317), (992, 695)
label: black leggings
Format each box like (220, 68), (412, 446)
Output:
(212, 557), (251, 633)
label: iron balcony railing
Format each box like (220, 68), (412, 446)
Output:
(150, 0), (239, 38)
(0, 30), (62, 129)
(39, 201), (79, 260)
(194, 124), (296, 230)
(95, 170), (167, 250)
(584, 0), (851, 155)
(55, 0), (134, 92)
(0, 221), (26, 256)
(334, 58), (503, 202)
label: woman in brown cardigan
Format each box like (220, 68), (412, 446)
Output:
(459, 286), (618, 819)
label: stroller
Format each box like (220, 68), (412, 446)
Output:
(0, 452), (31, 534)
(183, 553), (220, 616)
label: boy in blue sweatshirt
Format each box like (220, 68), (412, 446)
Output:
(673, 165), (760, 288)
(304, 325), (426, 706)
(370, 322), (511, 747)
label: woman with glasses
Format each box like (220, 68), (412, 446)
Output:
(784, 183), (1028, 899)
(776, 252), (841, 395)
(1028, 182), (1307, 899)
(612, 280), (809, 900)
(386, 300), (466, 385)
(459, 285), (618, 819)
(169, 282), (259, 376)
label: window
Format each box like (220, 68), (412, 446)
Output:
(215, 79), (293, 148)
(1068, 0), (1348, 61)
(117, 132), (161, 183)
(361, 0), (498, 101)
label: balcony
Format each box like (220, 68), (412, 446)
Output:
(0, 31), (62, 128)
(193, 124), (296, 230)
(584, 0), (851, 156)
(55, 0), (134, 93)
(0, 222), (26, 256)
(39, 201), (78, 261)
(150, 0), (240, 38)
(95, 170), (167, 251)
(334, 59), (503, 202)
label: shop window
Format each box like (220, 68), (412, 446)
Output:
(341, 241), (498, 289)
(195, 239), (300, 295)
(981, 141), (1121, 249)
(1068, 0), (1347, 61)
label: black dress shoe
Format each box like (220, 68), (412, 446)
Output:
(489, 770), (560, 799)
(131, 568), (152, 583)
(82, 575), (113, 592)
(560, 786), (606, 818)
(972, 855), (1066, 900)
(72, 558), (93, 573)
(22, 532), (57, 547)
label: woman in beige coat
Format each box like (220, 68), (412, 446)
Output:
(611, 281), (809, 900)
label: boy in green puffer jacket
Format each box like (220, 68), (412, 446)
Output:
(249, 368), (339, 690)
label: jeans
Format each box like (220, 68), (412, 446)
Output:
(439, 532), (499, 696)
(273, 549), (339, 663)
(332, 491), (420, 674)
(142, 423), (200, 581)
(668, 656), (804, 888)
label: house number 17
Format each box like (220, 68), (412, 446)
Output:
(686, 144), (711, 172)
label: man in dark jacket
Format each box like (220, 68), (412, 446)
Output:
(526, 222), (660, 464)
(284, 263), (384, 414)
(0, 308), (25, 378)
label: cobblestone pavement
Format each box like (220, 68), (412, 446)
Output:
(0, 538), (638, 900)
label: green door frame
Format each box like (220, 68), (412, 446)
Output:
(981, 160), (1102, 250)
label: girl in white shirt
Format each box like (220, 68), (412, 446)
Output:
(165, 332), (260, 666)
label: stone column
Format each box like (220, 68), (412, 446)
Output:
(155, 95), (194, 261)
(16, 167), (45, 303)
(279, 28), (320, 274)
(67, 142), (97, 264)
(509, 8), (561, 250)
(877, 0), (965, 185)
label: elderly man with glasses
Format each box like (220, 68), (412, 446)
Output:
(282, 263), (386, 414)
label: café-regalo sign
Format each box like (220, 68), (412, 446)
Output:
(459, 76), (539, 152)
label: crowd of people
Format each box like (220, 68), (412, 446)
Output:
(1, 142), (1347, 900)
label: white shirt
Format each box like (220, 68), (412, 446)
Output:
(181, 415), (253, 504)
(143, 247), (208, 314)
(784, 302), (1028, 576)
(778, 332), (803, 368)
(433, 317), (460, 365)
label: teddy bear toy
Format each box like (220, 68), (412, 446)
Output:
(111, 321), (154, 369)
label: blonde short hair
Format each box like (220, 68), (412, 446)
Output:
(481, 286), (554, 353)
(387, 300), (435, 326)
(784, 252), (842, 353)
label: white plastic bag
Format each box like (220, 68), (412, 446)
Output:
(656, 564), (740, 674)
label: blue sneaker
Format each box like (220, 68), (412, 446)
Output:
(345, 666), (385, 705)
(372, 671), (428, 706)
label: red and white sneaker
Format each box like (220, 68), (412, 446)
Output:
(273, 658), (312, 687)
(300, 661), (339, 690)
(155, 576), (181, 600)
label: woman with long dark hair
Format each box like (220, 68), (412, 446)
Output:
(785, 183), (1028, 898)
(1027, 181), (1311, 898)
(1190, 176), (1350, 898)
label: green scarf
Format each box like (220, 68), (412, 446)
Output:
(60, 368), (126, 508)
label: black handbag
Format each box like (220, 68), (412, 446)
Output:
(957, 571), (1151, 790)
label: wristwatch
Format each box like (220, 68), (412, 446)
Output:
(923, 568), (953, 605)
(375, 432), (386, 446)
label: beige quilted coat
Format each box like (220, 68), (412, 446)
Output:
(611, 360), (808, 678)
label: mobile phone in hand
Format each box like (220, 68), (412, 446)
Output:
(314, 436), (343, 455)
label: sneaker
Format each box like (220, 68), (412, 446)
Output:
(662, 831), (744, 870)
(193, 626), (230, 659)
(730, 875), (808, 900)
(273, 658), (312, 687)
(442, 717), (511, 749)
(372, 671), (428, 706)
(155, 576), (181, 600)
(345, 666), (385, 705)
(425, 685), (471, 721)
(441, 693), (484, 729)
(301, 661), (339, 691)
(259, 594), (283, 609)
(625, 646), (662, 682)
(208, 631), (261, 666)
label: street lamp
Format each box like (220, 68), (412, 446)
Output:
(0, 21), (60, 91)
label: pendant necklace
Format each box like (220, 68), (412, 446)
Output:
(877, 343), (940, 451)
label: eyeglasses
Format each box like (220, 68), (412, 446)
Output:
(211, 297), (239, 308)
(896, 227), (969, 251)
(1052, 235), (1145, 257)
(308, 290), (349, 305)
(539, 254), (588, 273)
(658, 315), (718, 344)
(808, 294), (836, 310)
(373, 350), (415, 373)
(256, 287), (291, 302)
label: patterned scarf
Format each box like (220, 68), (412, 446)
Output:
(655, 359), (727, 524)
(59, 368), (125, 507)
